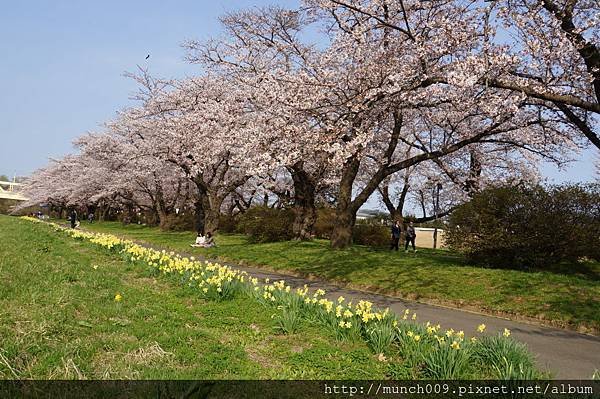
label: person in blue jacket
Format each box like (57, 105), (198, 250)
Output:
(390, 220), (401, 251)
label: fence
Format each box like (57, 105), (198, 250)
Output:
(414, 227), (446, 249)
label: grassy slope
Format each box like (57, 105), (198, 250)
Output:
(80, 221), (600, 334)
(0, 215), (389, 379)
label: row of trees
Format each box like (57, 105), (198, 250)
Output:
(22, 0), (599, 248)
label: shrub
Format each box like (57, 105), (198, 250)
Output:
(446, 184), (600, 269)
(353, 224), (390, 248)
(1, 199), (26, 215)
(314, 207), (336, 239)
(218, 214), (238, 233)
(236, 206), (294, 243)
(159, 214), (195, 231)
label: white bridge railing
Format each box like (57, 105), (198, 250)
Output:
(0, 181), (28, 201)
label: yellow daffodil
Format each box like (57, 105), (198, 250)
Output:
(25, 216), (488, 361)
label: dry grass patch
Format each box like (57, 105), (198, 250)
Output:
(124, 342), (174, 364)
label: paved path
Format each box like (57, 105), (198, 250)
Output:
(208, 261), (600, 379)
(81, 227), (600, 379)
(233, 264), (599, 379)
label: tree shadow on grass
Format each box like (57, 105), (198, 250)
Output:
(538, 261), (600, 281)
(211, 238), (468, 285)
(88, 222), (600, 283)
(469, 257), (600, 282)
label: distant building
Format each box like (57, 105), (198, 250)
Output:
(356, 209), (388, 225)
(356, 209), (380, 220)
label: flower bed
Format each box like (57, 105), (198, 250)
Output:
(22, 217), (544, 379)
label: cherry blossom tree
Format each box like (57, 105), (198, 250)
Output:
(73, 132), (192, 226)
(19, 156), (79, 217)
(122, 72), (267, 234)
(20, 130), (192, 225)
(380, 146), (543, 223)
(185, 2), (579, 248)
(23, 0), (593, 250)
(492, 0), (600, 149)
(309, 0), (599, 149)
(186, 8), (340, 240)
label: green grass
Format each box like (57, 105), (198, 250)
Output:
(79, 220), (600, 334)
(0, 215), (392, 379)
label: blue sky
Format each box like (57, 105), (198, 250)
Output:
(0, 0), (297, 177)
(1, 0), (597, 189)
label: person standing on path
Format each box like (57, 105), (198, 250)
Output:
(69, 209), (78, 229)
(405, 221), (417, 253)
(390, 220), (401, 251)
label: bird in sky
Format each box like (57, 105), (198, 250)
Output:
(145, 54), (150, 59)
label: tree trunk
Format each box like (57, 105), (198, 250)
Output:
(156, 209), (168, 229)
(154, 187), (169, 228)
(292, 205), (316, 240)
(199, 193), (224, 235)
(204, 209), (220, 234)
(331, 158), (398, 248)
(379, 180), (409, 226)
(379, 181), (409, 240)
(330, 156), (361, 249)
(391, 209), (403, 226)
(290, 162), (317, 240)
(330, 209), (356, 249)
(194, 196), (206, 235)
(100, 206), (110, 221)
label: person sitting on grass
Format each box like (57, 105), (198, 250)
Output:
(202, 231), (216, 248)
(191, 232), (206, 247)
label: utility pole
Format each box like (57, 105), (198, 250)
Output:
(433, 182), (442, 249)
